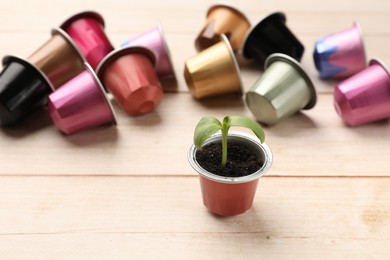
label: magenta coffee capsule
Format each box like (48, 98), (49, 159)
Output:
(0, 56), (54, 126)
(241, 12), (304, 67)
(314, 22), (366, 79)
(121, 23), (175, 79)
(334, 59), (390, 126)
(60, 11), (114, 70)
(48, 63), (117, 135)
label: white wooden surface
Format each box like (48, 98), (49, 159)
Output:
(0, 0), (389, 258)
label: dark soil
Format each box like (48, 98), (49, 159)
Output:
(195, 141), (264, 178)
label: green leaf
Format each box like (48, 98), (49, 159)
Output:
(228, 115), (265, 143)
(193, 115), (266, 168)
(194, 117), (222, 149)
(222, 116), (230, 126)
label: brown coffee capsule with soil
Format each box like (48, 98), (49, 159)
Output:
(188, 131), (273, 216)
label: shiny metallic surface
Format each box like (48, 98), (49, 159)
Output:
(0, 56), (54, 126)
(184, 34), (242, 99)
(48, 63), (117, 135)
(27, 28), (85, 89)
(188, 131), (272, 216)
(246, 53), (317, 125)
(195, 4), (250, 51)
(314, 22), (366, 79)
(96, 46), (163, 116)
(60, 11), (105, 29)
(121, 22), (176, 79)
(334, 59), (390, 126)
(60, 11), (114, 70)
(241, 12), (304, 67)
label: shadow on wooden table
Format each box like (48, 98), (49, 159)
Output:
(1, 107), (53, 138)
(236, 54), (262, 71)
(161, 76), (178, 92)
(205, 206), (270, 236)
(65, 126), (119, 147)
(264, 112), (319, 137)
(195, 93), (245, 109)
(109, 97), (163, 126)
(311, 75), (339, 90)
(343, 119), (390, 139)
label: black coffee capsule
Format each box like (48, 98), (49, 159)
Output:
(0, 56), (54, 126)
(241, 12), (304, 67)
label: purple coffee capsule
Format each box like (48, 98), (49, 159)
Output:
(121, 22), (175, 79)
(314, 22), (366, 79)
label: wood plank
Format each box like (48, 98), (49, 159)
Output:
(0, 176), (388, 258)
(0, 93), (389, 177)
(1, 0), (390, 33)
(50, 0), (390, 13)
(1, 11), (390, 35)
(0, 233), (389, 259)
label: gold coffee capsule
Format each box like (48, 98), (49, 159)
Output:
(184, 34), (243, 99)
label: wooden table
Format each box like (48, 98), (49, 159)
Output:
(0, 0), (389, 258)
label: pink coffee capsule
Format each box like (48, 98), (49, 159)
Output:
(48, 63), (117, 135)
(334, 59), (390, 126)
(121, 23), (175, 79)
(60, 11), (114, 70)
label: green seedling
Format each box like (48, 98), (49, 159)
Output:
(194, 115), (265, 167)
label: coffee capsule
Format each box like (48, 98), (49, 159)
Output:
(97, 46), (163, 116)
(60, 11), (114, 70)
(48, 63), (117, 135)
(314, 22), (366, 79)
(184, 34), (242, 99)
(0, 56), (54, 126)
(334, 59), (390, 126)
(28, 28), (85, 89)
(241, 12), (304, 67)
(121, 22), (176, 79)
(195, 4), (250, 51)
(246, 53), (317, 125)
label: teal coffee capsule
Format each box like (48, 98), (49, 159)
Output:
(245, 53), (317, 125)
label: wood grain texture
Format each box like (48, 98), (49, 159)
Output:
(0, 94), (389, 176)
(0, 0), (389, 258)
(0, 176), (388, 259)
